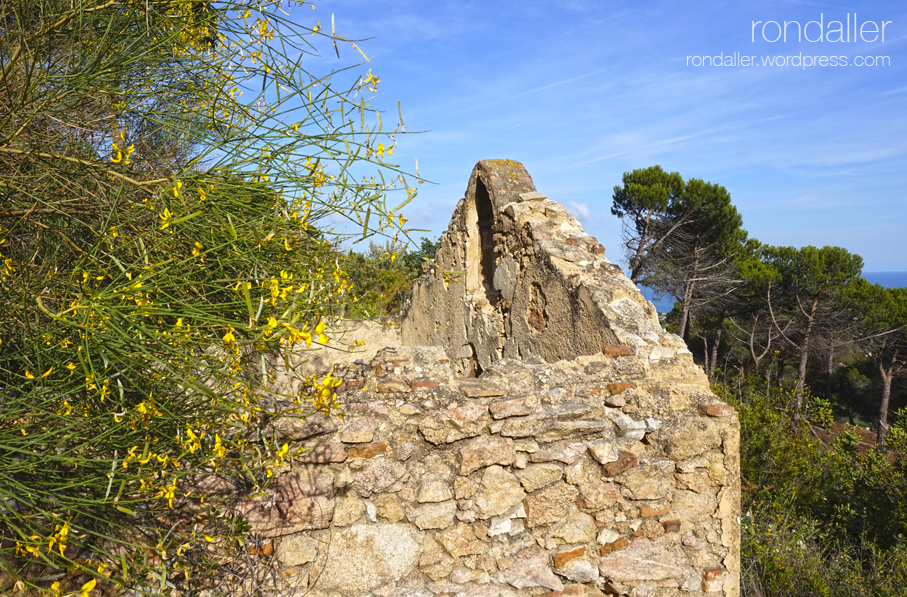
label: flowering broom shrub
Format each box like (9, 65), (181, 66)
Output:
(0, 0), (415, 593)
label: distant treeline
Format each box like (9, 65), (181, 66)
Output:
(611, 165), (907, 444)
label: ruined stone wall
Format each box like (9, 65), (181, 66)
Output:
(238, 161), (741, 597)
(249, 343), (739, 597)
(401, 159), (661, 377)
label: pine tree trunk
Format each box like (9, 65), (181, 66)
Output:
(708, 318), (724, 378)
(678, 281), (695, 340)
(795, 347), (810, 413)
(878, 368), (894, 445)
(794, 298), (820, 413)
(825, 343), (835, 400)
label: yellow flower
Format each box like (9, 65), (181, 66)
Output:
(277, 442), (289, 461)
(315, 320), (329, 344)
(159, 207), (173, 230)
(362, 69), (379, 92)
(111, 141), (124, 164)
(80, 578), (96, 597)
(24, 370), (35, 380)
(223, 326), (236, 349)
(41, 367), (53, 378)
(172, 180), (183, 199)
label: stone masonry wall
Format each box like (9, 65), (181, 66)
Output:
(239, 161), (742, 597)
(249, 343), (739, 597)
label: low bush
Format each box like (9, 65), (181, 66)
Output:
(718, 377), (907, 596)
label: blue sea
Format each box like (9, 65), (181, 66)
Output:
(638, 271), (907, 314)
(864, 271), (907, 289)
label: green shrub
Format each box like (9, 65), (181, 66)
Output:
(718, 377), (907, 596)
(0, 1), (411, 594)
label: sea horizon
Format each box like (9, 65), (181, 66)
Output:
(639, 270), (907, 314)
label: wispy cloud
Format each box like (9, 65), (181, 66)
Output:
(567, 201), (591, 221)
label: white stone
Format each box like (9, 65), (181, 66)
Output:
(649, 346), (678, 361)
(558, 558), (599, 584)
(276, 533), (321, 566)
(587, 440), (620, 464)
(603, 407), (648, 441)
(488, 516), (512, 537)
(551, 511), (597, 543)
(314, 524), (422, 594)
(410, 500), (457, 530)
(416, 475), (454, 503)
(598, 537), (686, 582)
(642, 331), (661, 344)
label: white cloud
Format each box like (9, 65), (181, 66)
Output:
(567, 201), (591, 222)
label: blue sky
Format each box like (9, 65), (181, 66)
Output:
(305, 0), (907, 271)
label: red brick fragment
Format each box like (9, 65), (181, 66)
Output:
(606, 382), (636, 395)
(347, 442), (387, 459)
(640, 503), (671, 518)
(553, 546), (585, 568)
(602, 345), (635, 358)
(336, 380), (365, 393)
(602, 450), (638, 477)
(698, 403), (735, 417)
(411, 379), (440, 390)
(704, 568), (723, 581)
(662, 520), (681, 533)
(599, 536), (630, 555)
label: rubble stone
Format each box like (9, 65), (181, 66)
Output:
(460, 434), (516, 475)
(231, 160), (741, 597)
(474, 466), (526, 519)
